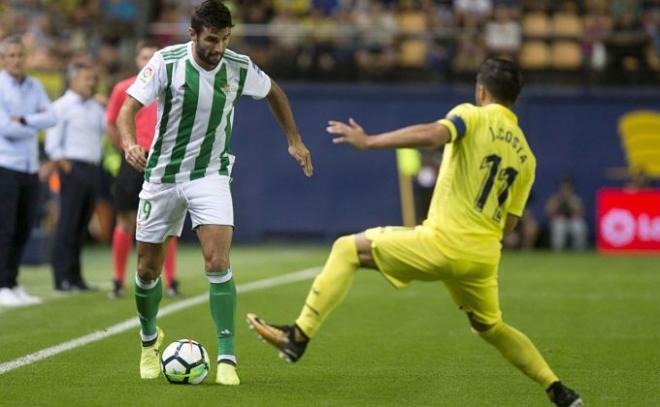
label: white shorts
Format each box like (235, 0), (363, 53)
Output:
(136, 174), (233, 243)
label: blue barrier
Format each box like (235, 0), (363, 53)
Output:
(225, 84), (659, 242)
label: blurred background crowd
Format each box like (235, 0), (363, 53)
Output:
(0, 0), (657, 260)
(1, 0), (658, 91)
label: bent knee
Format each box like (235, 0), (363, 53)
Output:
(137, 258), (161, 281)
(205, 255), (230, 273)
(467, 312), (500, 333)
(353, 233), (377, 268)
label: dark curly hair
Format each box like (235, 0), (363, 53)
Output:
(476, 58), (524, 106)
(191, 0), (234, 34)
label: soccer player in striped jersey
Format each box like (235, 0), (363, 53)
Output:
(247, 59), (582, 406)
(117, 0), (313, 386)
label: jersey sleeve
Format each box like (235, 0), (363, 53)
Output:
(106, 82), (128, 124)
(437, 103), (476, 143)
(242, 58), (272, 100)
(127, 53), (166, 107)
(508, 158), (536, 217)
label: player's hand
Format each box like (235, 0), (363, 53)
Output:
(125, 144), (147, 172)
(288, 140), (313, 177)
(326, 118), (369, 150)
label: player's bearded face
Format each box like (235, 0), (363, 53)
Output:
(193, 26), (231, 67)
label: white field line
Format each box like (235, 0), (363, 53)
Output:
(0, 267), (320, 376)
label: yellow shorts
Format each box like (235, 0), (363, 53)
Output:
(365, 226), (502, 325)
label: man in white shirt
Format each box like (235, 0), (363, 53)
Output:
(117, 0), (313, 386)
(45, 61), (106, 292)
(0, 35), (56, 307)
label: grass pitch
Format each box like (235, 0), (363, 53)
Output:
(0, 245), (658, 406)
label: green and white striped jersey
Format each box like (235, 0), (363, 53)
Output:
(127, 42), (271, 183)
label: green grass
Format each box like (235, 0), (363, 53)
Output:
(1, 245), (659, 406)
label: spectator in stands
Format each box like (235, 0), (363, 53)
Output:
(268, 9), (306, 76)
(454, 0), (493, 26)
(313, 0), (341, 15)
(583, 0), (612, 71)
(545, 178), (588, 251)
(354, 1), (397, 77)
(452, 17), (487, 74)
(44, 61), (106, 292)
(606, 3), (650, 79)
(642, 5), (659, 71)
(0, 35), (56, 307)
(484, 4), (522, 59)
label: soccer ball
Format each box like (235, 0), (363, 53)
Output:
(160, 339), (210, 384)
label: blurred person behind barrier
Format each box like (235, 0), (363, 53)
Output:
(545, 178), (588, 251)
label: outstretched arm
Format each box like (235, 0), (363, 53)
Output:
(327, 118), (451, 150)
(266, 79), (313, 177)
(117, 96), (147, 171)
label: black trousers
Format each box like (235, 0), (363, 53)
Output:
(52, 161), (98, 288)
(0, 167), (39, 289)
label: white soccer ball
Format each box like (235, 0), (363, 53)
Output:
(160, 339), (210, 384)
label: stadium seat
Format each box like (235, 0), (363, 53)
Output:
(618, 111), (660, 177)
(551, 13), (583, 38)
(397, 12), (426, 35)
(397, 12), (427, 68)
(519, 41), (550, 70)
(399, 40), (428, 67)
(522, 13), (551, 38)
(550, 41), (582, 70)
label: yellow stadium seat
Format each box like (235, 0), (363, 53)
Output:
(550, 41), (582, 70)
(618, 111), (660, 177)
(522, 13), (551, 38)
(519, 41), (550, 69)
(399, 40), (428, 68)
(397, 12), (426, 34)
(552, 13), (583, 38)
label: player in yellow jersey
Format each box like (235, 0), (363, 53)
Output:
(247, 59), (582, 406)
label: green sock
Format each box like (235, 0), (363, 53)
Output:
(134, 276), (162, 341)
(208, 270), (236, 362)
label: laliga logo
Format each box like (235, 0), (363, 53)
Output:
(601, 208), (660, 247)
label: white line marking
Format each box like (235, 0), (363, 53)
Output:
(0, 267), (320, 376)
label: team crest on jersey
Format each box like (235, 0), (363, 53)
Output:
(139, 66), (154, 83)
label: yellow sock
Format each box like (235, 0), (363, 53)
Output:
(478, 321), (559, 388)
(295, 235), (359, 338)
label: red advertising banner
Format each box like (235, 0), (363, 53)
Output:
(597, 188), (660, 253)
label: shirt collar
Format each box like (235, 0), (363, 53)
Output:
(486, 103), (518, 124)
(0, 70), (29, 87)
(65, 89), (90, 103)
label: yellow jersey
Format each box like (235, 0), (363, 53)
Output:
(424, 103), (536, 264)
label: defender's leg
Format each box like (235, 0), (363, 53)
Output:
(247, 232), (368, 362)
(446, 260), (581, 407)
(470, 315), (582, 406)
(247, 226), (442, 363)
